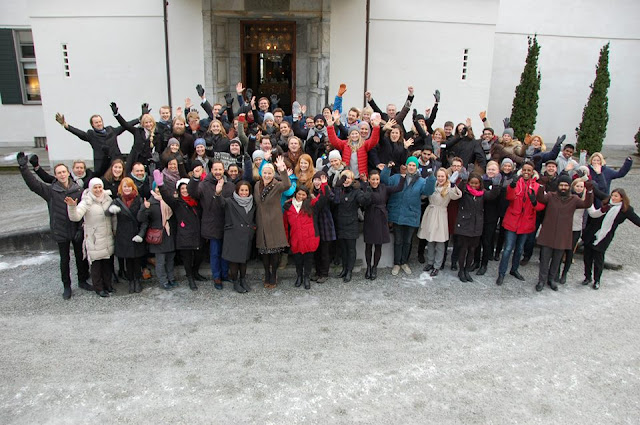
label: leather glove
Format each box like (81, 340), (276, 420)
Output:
(600, 203), (610, 213)
(584, 180), (593, 191)
(110, 102), (118, 115)
(556, 134), (566, 145)
(510, 175), (520, 189)
(196, 84), (205, 97)
(336, 175), (347, 188)
(132, 235), (143, 243)
(16, 152), (28, 167)
(433, 89), (440, 103)
(528, 189), (537, 206)
(412, 108), (417, 121)
(29, 154), (39, 168)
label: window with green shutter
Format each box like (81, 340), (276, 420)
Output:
(0, 29), (41, 105)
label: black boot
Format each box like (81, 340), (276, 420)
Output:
(458, 269), (467, 282)
(476, 265), (487, 275)
(240, 277), (251, 292)
(134, 279), (142, 293)
(496, 275), (504, 286)
(343, 269), (352, 283)
(304, 276), (311, 290)
(464, 269), (474, 282)
(365, 265), (372, 279)
(593, 281), (600, 290)
(337, 267), (347, 278)
(62, 284), (72, 300)
(294, 274), (303, 287)
(559, 271), (568, 284)
(188, 276), (198, 291)
(78, 280), (94, 291)
(112, 271), (119, 284)
(370, 266), (378, 280)
(128, 280), (135, 294)
(193, 272), (207, 281)
(233, 280), (246, 293)
(470, 262), (480, 272)
(581, 277), (592, 286)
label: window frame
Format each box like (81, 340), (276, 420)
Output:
(12, 29), (41, 105)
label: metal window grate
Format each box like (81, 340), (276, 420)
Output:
(62, 43), (70, 77)
(462, 48), (469, 80)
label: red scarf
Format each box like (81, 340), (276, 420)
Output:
(181, 195), (198, 207)
(122, 192), (137, 208)
(466, 184), (484, 197)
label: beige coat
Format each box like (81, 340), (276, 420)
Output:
(254, 170), (291, 250)
(68, 189), (116, 264)
(417, 184), (462, 242)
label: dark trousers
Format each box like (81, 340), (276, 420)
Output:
(393, 225), (415, 265)
(495, 221), (506, 257)
(538, 246), (564, 284)
(181, 249), (201, 278)
(457, 235), (481, 269)
(314, 240), (331, 277)
(90, 259), (112, 293)
(229, 262), (247, 280)
(475, 219), (498, 266)
(293, 252), (313, 277)
(523, 211), (544, 259)
(583, 244), (605, 282)
(340, 238), (357, 271)
(557, 230), (581, 279)
(261, 253), (280, 284)
(124, 257), (142, 281)
(365, 243), (382, 267)
(57, 240), (89, 287)
(443, 235), (460, 267)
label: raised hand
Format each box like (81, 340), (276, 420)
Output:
(236, 82), (244, 95)
(250, 96), (256, 109)
(331, 109), (341, 122)
(465, 117), (472, 128)
(337, 83), (347, 97)
(16, 152), (27, 167)
(365, 91), (372, 102)
(274, 155), (286, 172)
(399, 164), (407, 177)
(408, 86), (414, 96)
(192, 165), (203, 179)
(246, 88), (253, 100)
(403, 138), (415, 149)
(433, 89), (441, 103)
(29, 154), (40, 168)
(215, 178), (224, 195)
(556, 134), (566, 145)
(270, 94), (280, 107)
(55, 112), (66, 126)
(287, 168), (294, 176)
(196, 84), (205, 98)
(503, 117), (511, 129)
(479, 110), (487, 121)
(141, 103), (151, 115)
(371, 114), (381, 128)
(320, 174), (328, 184)
(110, 102), (118, 115)
(425, 108), (431, 118)
(224, 93), (233, 105)
(383, 118), (397, 131)
(153, 169), (163, 186)
(449, 171), (459, 183)
(64, 196), (78, 206)
(185, 98), (192, 109)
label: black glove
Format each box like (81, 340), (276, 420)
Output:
(556, 134), (566, 145)
(270, 94), (280, 108)
(101, 145), (111, 155)
(196, 84), (205, 98)
(412, 108), (417, 121)
(110, 102), (118, 115)
(16, 152), (28, 167)
(510, 175), (520, 188)
(434, 89), (441, 103)
(528, 189), (537, 206)
(246, 88), (253, 101)
(503, 117), (511, 129)
(224, 93), (233, 106)
(29, 154), (39, 168)
(141, 103), (151, 115)
(336, 175), (347, 188)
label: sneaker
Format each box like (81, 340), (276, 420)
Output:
(391, 265), (400, 276)
(401, 264), (412, 275)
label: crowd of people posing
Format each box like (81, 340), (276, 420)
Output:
(17, 83), (639, 300)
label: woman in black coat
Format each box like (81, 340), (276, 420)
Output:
(138, 183), (177, 290)
(110, 102), (161, 173)
(311, 171), (336, 283)
(332, 170), (370, 282)
(473, 160), (503, 275)
(582, 188), (640, 290)
(159, 177), (202, 290)
(215, 179), (256, 294)
(362, 168), (404, 280)
(109, 177), (148, 293)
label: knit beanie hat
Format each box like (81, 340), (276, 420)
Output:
(314, 114), (326, 124)
(406, 156), (419, 167)
(348, 125), (360, 135)
(558, 174), (572, 186)
(88, 177), (103, 190)
(263, 112), (275, 122)
(502, 128), (514, 138)
(229, 138), (241, 147)
(194, 138), (206, 148)
(252, 150), (265, 161)
(313, 170), (327, 181)
(415, 114), (425, 122)
(328, 150), (342, 162)
(167, 137), (180, 148)
(501, 158), (514, 168)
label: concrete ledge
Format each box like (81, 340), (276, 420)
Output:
(0, 229), (57, 253)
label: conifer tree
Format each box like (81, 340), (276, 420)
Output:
(510, 35), (541, 141)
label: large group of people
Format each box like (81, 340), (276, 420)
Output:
(17, 82), (639, 300)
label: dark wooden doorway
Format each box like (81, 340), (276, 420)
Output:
(241, 21), (296, 115)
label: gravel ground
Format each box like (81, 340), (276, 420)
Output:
(1, 170), (640, 424)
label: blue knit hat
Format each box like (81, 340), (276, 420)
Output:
(406, 156), (419, 167)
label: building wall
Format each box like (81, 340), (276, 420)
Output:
(488, 0), (640, 147)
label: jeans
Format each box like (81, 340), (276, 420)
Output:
(498, 230), (529, 276)
(57, 240), (90, 286)
(209, 238), (229, 280)
(393, 225), (416, 265)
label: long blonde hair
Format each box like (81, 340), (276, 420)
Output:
(141, 113), (156, 146)
(437, 168), (450, 198)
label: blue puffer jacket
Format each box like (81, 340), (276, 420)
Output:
(381, 167), (436, 227)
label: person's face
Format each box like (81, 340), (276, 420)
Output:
(299, 158), (309, 171)
(168, 160), (178, 172)
(406, 162), (417, 174)
(456, 124), (465, 134)
(295, 190), (308, 202)
(347, 110), (358, 124)
(179, 185), (188, 197)
(142, 117), (154, 131)
(486, 163), (499, 178)
(264, 118), (274, 127)
(502, 162), (513, 174)
(212, 163), (224, 180)
(280, 123), (291, 136)
(254, 157), (263, 167)
(227, 166), (238, 180)
(359, 124), (370, 139)
(386, 105), (397, 119)
(210, 121), (221, 134)
(313, 178), (322, 189)
(274, 112), (284, 125)
(436, 170), (447, 185)
(306, 117), (314, 128)
(188, 118), (199, 130)
(91, 184), (104, 198)
(573, 181), (585, 193)
(546, 163), (557, 175)
(238, 185), (250, 197)
(213, 104), (222, 115)
(330, 158), (341, 169)
(262, 166), (274, 183)
(610, 192), (622, 203)
(349, 130), (360, 143)
(433, 131), (443, 143)
(132, 164), (145, 179)
(195, 144), (205, 156)
(233, 119), (239, 131)
(421, 150), (432, 162)
(468, 178), (481, 190)
(91, 116), (104, 131)
(72, 162), (86, 176)
(362, 111), (371, 122)
(562, 147), (574, 159)
(170, 144), (179, 153)
(343, 175), (353, 187)
(160, 107), (171, 121)
(315, 119), (325, 130)
(558, 182), (570, 193)
(390, 129), (401, 142)
(288, 138), (300, 152)
(591, 155), (602, 166)
(482, 130), (494, 142)
(258, 99), (269, 111)
(531, 137), (542, 148)
(444, 125), (453, 137)
(521, 164), (534, 180)
(451, 161), (462, 172)
(261, 139), (272, 151)
(322, 109), (331, 121)
(122, 182), (133, 195)
(418, 119), (426, 130)
(369, 173), (380, 188)
(502, 133), (512, 144)
(230, 142), (241, 155)
(112, 163), (123, 178)
(173, 120), (185, 134)
(54, 165), (69, 184)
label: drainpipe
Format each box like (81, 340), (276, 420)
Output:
(163, 0), (173, 110)
(363, 0), (370, 108)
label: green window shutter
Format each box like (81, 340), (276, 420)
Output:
(0, 29), (23, 105)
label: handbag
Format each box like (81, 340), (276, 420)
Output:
(145, 228), (163, 245)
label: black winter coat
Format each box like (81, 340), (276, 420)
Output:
(137, 197), (176, 254)
(454, 183), (500, 237)
(363, 179), (404, 245)
(101, 176), (123, 198)
(332, 183), (369, 240)
(112, 196), (148, 258)
(582, 206), (640, 252)
(115, 113), (161, 172)
(20, 164), (83, 243)
(217, 196), (256, 263)
(187, 174), (235, 240)
(443, 136), (487, 171)
(159, 184), (201, 250)
(204, 133), (231, 155)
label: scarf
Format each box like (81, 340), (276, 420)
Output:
(327, 166), (343, 186)
(292, 198), (303, 213)
(466, 184), (484, 197)
(151, 190), (173, 236)
(406, 171), (418, 187)
(96, 128), (106, 134)
(71, 170), (86, 188)
(162, 167), (180, 187)
(181, 195), (198, 207)
(593, 201), (622, 246)
(260, 180), (276, 202)
(233, 192), (254, 214)
(131, 172), (147, 185)
(121, 192), (137, 208)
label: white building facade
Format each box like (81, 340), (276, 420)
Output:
(1, 0), (638, 162)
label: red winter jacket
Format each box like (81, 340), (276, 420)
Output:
(327, 125), (379, 178)
(502, 177), (546, 234)
(283, 195), (322, 254)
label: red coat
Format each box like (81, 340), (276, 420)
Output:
(327, 125), (380, 177)
(502, 177), (546, 234)
(283, 198), (321, 254)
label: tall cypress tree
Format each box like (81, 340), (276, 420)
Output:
(510, 35), (541, 141)
(635, 126), (640, 155)
(576, 43), (611, 154)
